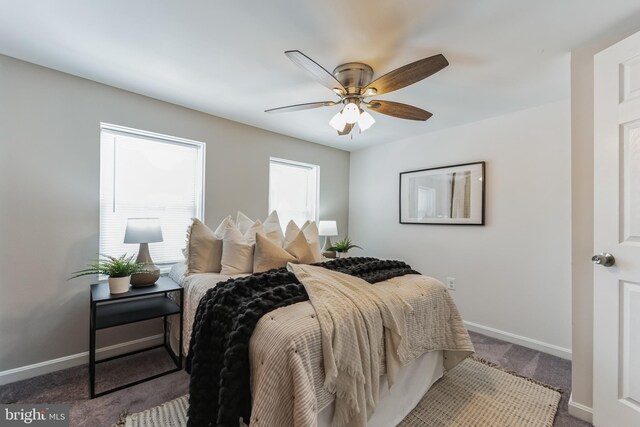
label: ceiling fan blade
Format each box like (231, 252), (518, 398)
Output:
(362, 54), (448, 96)
(337, 123), (354, 136)
(285, 50), (346, 95)
(265, 101), (338, 114)
(366, 100), (433, 121)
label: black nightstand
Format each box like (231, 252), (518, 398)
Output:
(89, 276), (183, 398)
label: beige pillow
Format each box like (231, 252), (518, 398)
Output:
(182, 215), (229, 259)
(221, 221), (254, 275)
(284, 220), (301, 247)
(186, 218), (227, 274)
(302, 221), (322, 262)
(284, 230), (316, 264)
(236, 211), (254, 235)
(263, 211), (285, 246)
(253, 232), (296, 273)
(243, 219), (263, 245)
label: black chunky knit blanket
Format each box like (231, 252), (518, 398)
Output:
(185, 257), (419, 427)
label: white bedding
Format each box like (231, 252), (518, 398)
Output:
(317, 350), (444, 427)
(167, 261), (473, 426)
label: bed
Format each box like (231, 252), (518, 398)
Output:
(167, 260), (474, 427)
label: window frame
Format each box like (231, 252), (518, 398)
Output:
(268, 156), (320, 226)
(99, 123), (206, 268)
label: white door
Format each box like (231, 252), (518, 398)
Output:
(593, 30), (640, 427)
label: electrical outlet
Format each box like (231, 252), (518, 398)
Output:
(446, 277), (456, 291)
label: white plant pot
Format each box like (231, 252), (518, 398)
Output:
(108, 276), (131, 294)
(336, 252), (349, 258)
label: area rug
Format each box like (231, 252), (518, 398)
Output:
(117, 357), (561, 427)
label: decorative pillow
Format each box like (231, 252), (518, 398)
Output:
(185, 217), (229, 275)
(263, 211), (285, 246)
(302, 221), (322, 262)
(284, 220), (302, 247)
(221, 221), (254, 275)
(214, 216), (232, 237)
(243, 219), (263, 245)
(253, 232), (296, 273)
(169, 260), (188, 284)
(284, 230), (316, 264)
(236, 211), (254, 235)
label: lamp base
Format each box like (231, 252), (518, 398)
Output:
(321, 236), (333, 252)
(130, 243), (160, 287)
(130, 269), (160, 287)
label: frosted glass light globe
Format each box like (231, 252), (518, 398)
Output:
(329, 111), (347, 131)
(342, 103), (360, 124)
(358, 111), (375, 132)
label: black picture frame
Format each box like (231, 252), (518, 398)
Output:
(398, 161), (487, 225)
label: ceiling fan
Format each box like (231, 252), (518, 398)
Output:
(265, 50), (449, 136)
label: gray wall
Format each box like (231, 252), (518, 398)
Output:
(349, 100), (572, 356)
(0, 54), (350, 373)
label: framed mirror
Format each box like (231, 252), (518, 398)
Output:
(399, 161), (485, 225)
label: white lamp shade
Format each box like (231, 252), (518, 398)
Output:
(318, 220), (338, 236)
(329, 111), (347, 131)
(124, 218), (164, 243)
(358, 110), (375, 132)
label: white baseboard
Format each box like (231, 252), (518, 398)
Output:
(568, 393), (594, 423)
(463, 320), (572, 360)
(0, 334), (164, 386)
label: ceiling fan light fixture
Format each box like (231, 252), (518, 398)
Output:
(329, 111), (347, 132)
(358, 110), (375, 132)
(269, 50), (448, 138)
(341, 103), (360, 124)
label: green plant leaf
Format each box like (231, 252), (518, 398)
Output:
(328, 236), (362, 253)
(69, 253), (148, 281)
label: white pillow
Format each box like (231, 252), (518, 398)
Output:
(263, 211), (285, 246)
(243, 219), (263, 245)
(302, 221), (322, 263)
(220, 221), (254, 275)
(236, 211), (254, 235)
(215, 216), (233, 238)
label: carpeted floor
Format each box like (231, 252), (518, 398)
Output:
(0, 331), (592, 427)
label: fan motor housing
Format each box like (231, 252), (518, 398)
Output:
(333, 62), (373, 93)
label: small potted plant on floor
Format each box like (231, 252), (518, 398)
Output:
(328, 237), (362, 258)
(70, 254), (147, 294)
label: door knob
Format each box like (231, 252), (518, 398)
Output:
(592, 252), (615, 267)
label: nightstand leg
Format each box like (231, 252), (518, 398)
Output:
(163, 314), (167, 348)
(89, 302), (96, 398)
(179, 290), (184, 367)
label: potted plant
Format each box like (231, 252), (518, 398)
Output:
(70, 254), (147, 294)
(328, 237), (362, 258)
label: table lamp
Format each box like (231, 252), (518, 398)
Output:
(124, 218), (163, 287)
(318, 220), (338, 253)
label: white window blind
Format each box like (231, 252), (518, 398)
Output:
(269, 157), (319, 230)
(99, 124), (205, 265)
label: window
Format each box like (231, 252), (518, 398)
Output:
(99, 124), (205, 265)
(269, 157), (319, 230)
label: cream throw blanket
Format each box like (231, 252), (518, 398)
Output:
(288, 263), (415, 427)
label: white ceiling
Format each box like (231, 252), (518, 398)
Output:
(1, 1), (640, 151)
